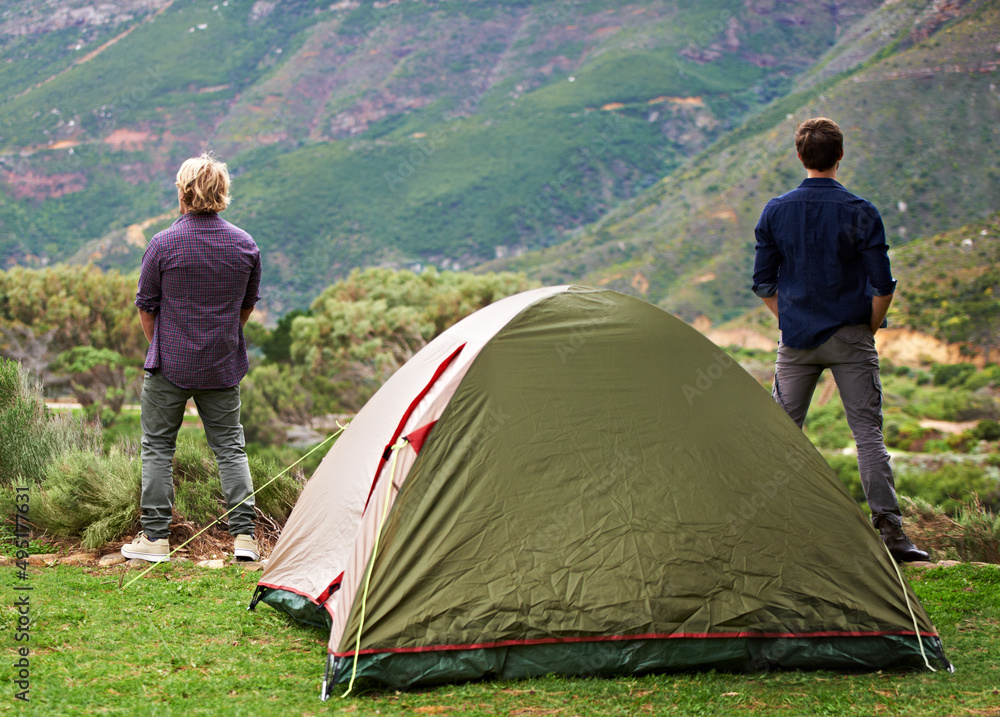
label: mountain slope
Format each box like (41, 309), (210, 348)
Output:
(490, 0), (1000, 323)
(0, 0), (884, 311)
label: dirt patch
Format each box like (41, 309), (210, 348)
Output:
(103, 129), (151, 151)
(919, 419), (979, 435)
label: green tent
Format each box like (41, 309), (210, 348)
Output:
(252, 286), (950, 696)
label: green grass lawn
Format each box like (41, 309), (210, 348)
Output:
(1, 563), (998, 715)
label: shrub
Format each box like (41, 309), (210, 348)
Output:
(896, 462), (1000, 513)
(0, 357), (49, 485)
(931, 362), (977, 387)
(172, 436), (222, 525)
(884, 419), (931, 451)
(171, 436), (302, 529)
(251, 455), (303, 524)
(241, 369), (289, 445)
(963, 368), (999, 392)
(922, 438), (952, 454)
(952, 497), (1000, 563)
(904, 496), (1000, 564)
(974, 419), (1000, 442)
(0, 357), (99, 486)
(912, 388), (999, 422)
(945, 432), (976, 453)
(30, 447), (141, 549)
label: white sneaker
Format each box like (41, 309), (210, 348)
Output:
(234, 534), (260, 562)
(121, 532), (170, 562)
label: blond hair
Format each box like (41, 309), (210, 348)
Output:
(175, 152), (231, 213)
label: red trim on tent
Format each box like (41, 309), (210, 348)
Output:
(405, 421), (437, 454)
(364, 344), (465, 510)
(257, 582), (319, 604)
(333, 629), (940, 657)
(315, 572), (345, 605)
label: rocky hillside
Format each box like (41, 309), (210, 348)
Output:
(0, 0), (884, 312)
(492, 0), (1000, 323)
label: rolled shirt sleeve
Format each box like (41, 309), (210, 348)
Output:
(857, 206), (897, 296)
(242, 252), (262, 310)
(135, 238), (162, 314)
(752, 205), (781, 298)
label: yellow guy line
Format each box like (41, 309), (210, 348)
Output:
(342, 437), (407, 697)
(122, 423), (347, 589)
(881, 540), (937, 672)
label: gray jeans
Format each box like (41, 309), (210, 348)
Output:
(139, 371), (256, 540)
(772, 325), (902, 526)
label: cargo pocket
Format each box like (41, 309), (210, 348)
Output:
(771, 373), (785, 410)
(865, 370), (884, 418)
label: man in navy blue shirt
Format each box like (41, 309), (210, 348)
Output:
(752, 117), (927, 562)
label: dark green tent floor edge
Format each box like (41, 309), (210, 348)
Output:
(255, 586), (333, 630)
(330, 636), (951, 690)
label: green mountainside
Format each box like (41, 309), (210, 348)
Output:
(493, 0), (1000, 323)
(0, 0), (886, 312)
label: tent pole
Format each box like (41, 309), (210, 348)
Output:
(320, 654), (334, 701)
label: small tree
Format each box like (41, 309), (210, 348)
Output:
(52, 346), (141, 417)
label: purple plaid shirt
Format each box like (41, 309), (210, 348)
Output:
(135, 213), (261, 390)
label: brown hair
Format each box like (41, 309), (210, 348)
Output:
(175, 152), (231, 213)
(794, 117), (843, 172)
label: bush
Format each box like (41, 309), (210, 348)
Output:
(974, 419), (1000, 442)
(912, 388), (999, 422)
(0, 357), (50, 485)
(0, 357), (99, 486)
(962, 367), (1000, 391)
(30, 447), (141, 549)
(251, 455), (303, 524)
(884, 418), (932, 451)
(904, 496), (1000, 563)
(896, 462), (1000, 513)
(945, 432), (976, 453)
(931, 362), (977, 388)
(172, 436), (222, 525)
(171, 436), (302, 529)
(952, 498), (1000, 563)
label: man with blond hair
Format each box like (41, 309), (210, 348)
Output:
(123, 152), (262, 563)
(752, 117), (928, 563)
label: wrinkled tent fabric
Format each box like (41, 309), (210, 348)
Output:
(254, 286), (950, 692)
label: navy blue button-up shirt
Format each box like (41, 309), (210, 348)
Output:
(136, 213), (261, 389)
(751, 178), (896, 350)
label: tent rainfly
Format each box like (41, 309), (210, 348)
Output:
(250, 286), (951, 697)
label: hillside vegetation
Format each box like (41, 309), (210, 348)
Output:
(493, 0), (1000, 323)
(0, 0), (887, 311)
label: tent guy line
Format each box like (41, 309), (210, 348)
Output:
(120, 422), (348, 590)
(885, 544), (943, 673)
(334, 436), (408, 700)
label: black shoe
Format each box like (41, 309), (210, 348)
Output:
(875, 517), (929, 562)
